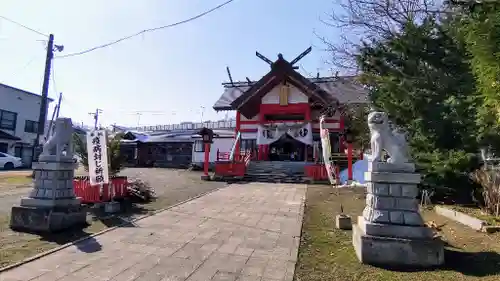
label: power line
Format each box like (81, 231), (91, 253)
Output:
(0, 15), (49, 37)
(56, 0), (236, 59)
(11, 55), (39, 77)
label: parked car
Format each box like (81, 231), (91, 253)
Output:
(0, 152), (24, 170)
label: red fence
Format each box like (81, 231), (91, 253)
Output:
(305, 164), (340, 183)
(216, 149), (255, 162)
(73, 177), (128, 204)
(217, 150), (231, 161)
(214, 150), (252, 178)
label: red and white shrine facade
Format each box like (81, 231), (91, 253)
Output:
(212, 53), (368, 181)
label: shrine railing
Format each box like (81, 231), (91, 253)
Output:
(214, 149), (253, 178)
(217, 150), (231, 161)
(216, 149), (255, 162)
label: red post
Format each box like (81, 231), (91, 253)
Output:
(347, 142), (353, 181)
(204, 143), (210, 176)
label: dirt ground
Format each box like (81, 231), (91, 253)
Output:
(294, 185), (500, 281)
(0, 168), (227, 268)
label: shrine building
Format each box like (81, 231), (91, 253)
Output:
(212, 50), (368, 165)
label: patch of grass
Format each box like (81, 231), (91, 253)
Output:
(294, 185), (500, 281)
(0, 176), (32, 187)
(449, 205), (500, 226)
(0, 214), (106, 268)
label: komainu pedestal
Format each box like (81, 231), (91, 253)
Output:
(352, 161), (444, 267)
(353, 111), (444, 267)
(10, 118), (87, 233)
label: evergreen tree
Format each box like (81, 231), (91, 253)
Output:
(357, 17), (481, 200)
(448, 1), (500, 153)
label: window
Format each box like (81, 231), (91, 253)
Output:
(24, 120), (39, 133)
(240, 139), (257, 152)
(0, 110), (17, 131)
(0, 152), (6, 157)
(194, 140), (205, 152)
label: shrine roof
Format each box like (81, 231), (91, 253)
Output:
(120, 129), (235, 143)
(213, 59), (368, 118)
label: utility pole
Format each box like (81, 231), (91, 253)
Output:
(33, 34), (55, 163)
(89, 108), (103, 130)
(136, 112), (142, 127)
(200, 106), (205, 123)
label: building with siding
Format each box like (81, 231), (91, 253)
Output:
(0, 83), (53, 166)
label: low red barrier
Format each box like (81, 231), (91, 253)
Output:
(73, 177), (129, 204)
(214, 149), (252, 178)
(216, 150), (231, 161)
(305, 164), (330, 181)
(214, 162), (246, 177)
(73, 180), (100, 204)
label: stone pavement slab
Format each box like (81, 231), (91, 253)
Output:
(0, 182), (307, 281)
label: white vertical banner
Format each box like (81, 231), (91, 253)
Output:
(319, 116), (336, 185)
(86, 130), (110, 186)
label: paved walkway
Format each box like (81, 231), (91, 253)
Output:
(0, 183), (307, 281)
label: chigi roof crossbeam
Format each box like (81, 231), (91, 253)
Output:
(214, 50), (369, 114)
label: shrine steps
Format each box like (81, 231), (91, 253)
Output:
(244, 161), (309, 184)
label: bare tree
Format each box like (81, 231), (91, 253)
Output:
(317, 0), (444, 72)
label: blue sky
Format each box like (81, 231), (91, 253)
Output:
(0, 0), (342, 127)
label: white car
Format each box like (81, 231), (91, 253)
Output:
(0, 152), (24, 170)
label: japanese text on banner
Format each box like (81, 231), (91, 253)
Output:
(86, 130), (109, 185)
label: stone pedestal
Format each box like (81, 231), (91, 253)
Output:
(352, 161), (444, 267)
(336, 214), (352, 230)
(104, 201), (121, 214)
(10, 160), (87, 233)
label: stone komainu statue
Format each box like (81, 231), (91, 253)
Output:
(39, 118), (74, 161)
(367, 111), (410, 164)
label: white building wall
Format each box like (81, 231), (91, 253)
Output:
(241, 132), (257, 139)
(191, 137), (234, 164)
(261, 84), (308, 104)
(0, 84), (51, 163)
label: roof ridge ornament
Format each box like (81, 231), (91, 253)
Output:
(255, 47), (312, 69)
(225, 66), (246, 94)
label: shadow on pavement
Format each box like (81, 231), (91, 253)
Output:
(36, 225), (91, 244)
(35, 227), (102, 253)
(88, 200), (151, 228)
(73, 236), (102, 253)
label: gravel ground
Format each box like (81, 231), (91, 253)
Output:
(0, 168), (227, 214)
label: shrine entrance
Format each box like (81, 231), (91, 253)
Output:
(268, 134), (306, 161)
